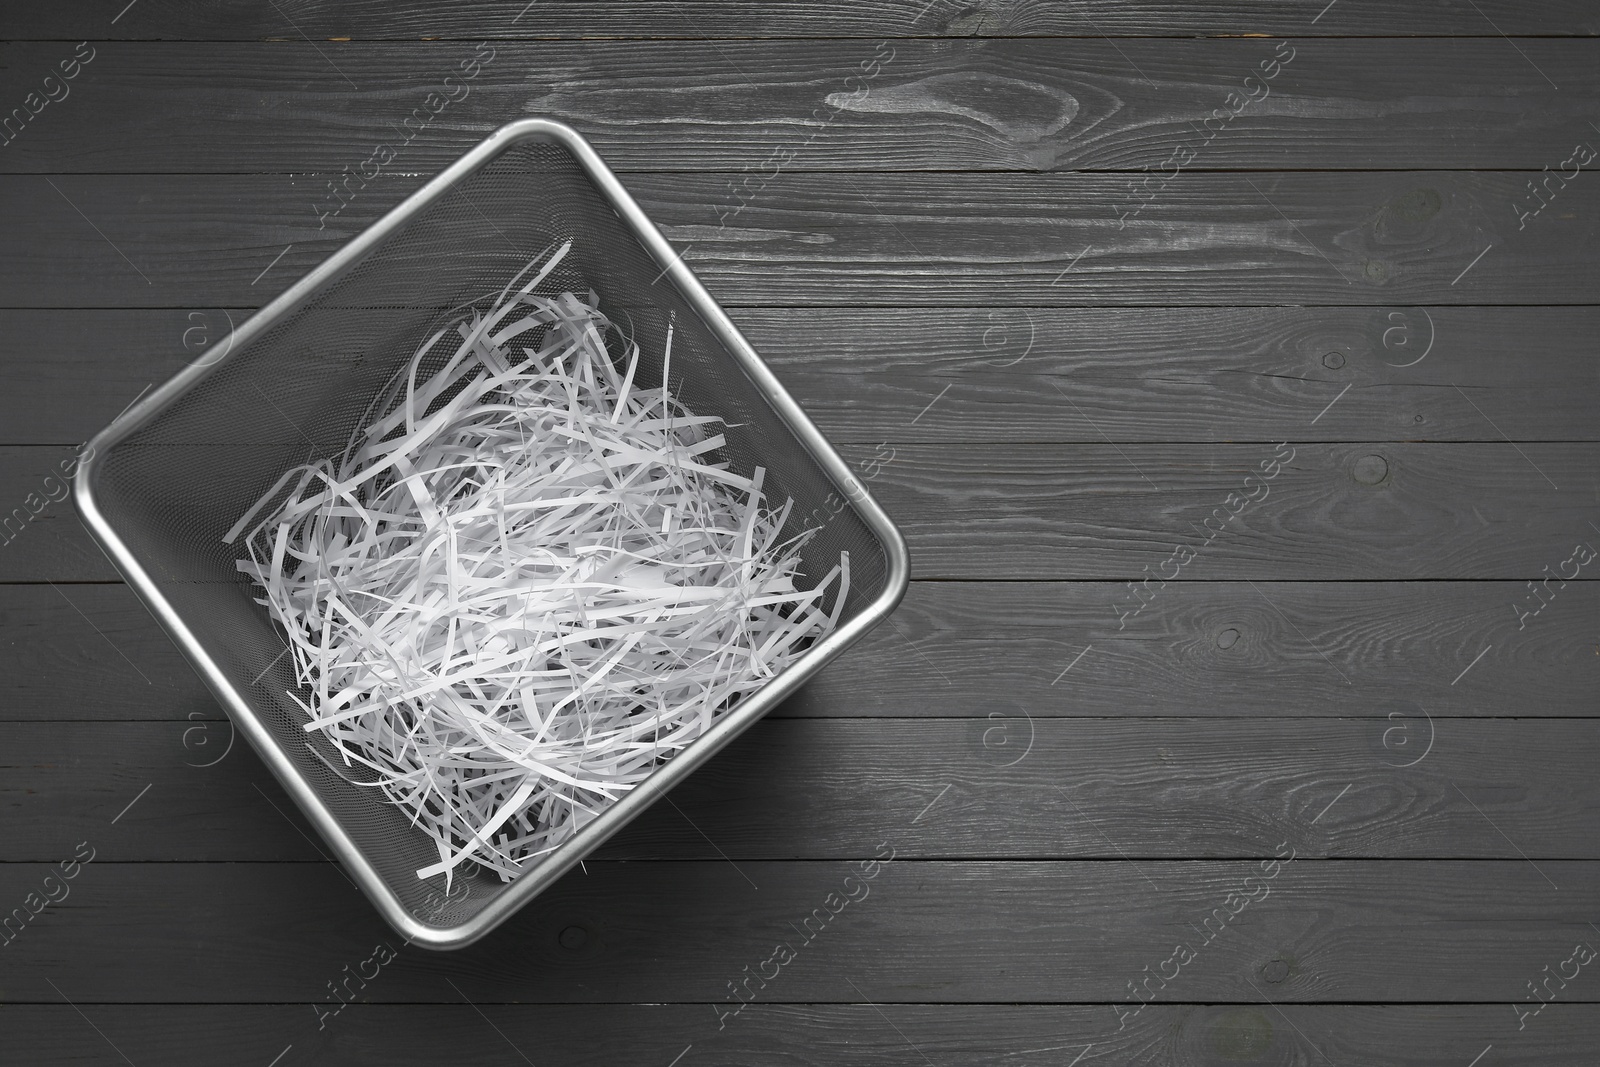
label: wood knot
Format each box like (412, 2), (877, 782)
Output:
(1352, 454), (1389, 485)
(825, 71), (1080, 143)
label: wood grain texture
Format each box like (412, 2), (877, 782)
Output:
(4, 306), (1597, 445)
(0, 1004), (1594, 1067)
(5, 717), (1600, 861)
(0, 172), (1592, 308)
(2, 580), (1589, 722)
(833, 580), (1598, 718)
(4, 443), (1593, 581)
(1, 40), (1596, 173)
(858, 441), (1597, 580)
(2, 859), (1598, 1003)
(738, 305), (1600, 444)
(11, 0), (1600, 39)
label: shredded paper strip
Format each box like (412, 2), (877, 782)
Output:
(230, 242), (848, 887)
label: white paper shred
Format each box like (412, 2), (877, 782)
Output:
(231, 242), (848, 887)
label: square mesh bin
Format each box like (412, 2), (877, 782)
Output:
(74, 119), (909, 949)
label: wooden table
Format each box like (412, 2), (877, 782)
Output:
(2, 3), (1596, 1063)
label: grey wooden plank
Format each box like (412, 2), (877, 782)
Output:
(11, 0), (1600, 38)
(0, 1004), (1595, 1067)
(744, 306), (1600, 444)
(0, 172), (1592, 308)
(4, 306), (1597, 445)
(2, 40), (1596, 173)
(4, 443), (1593, 581)
(0, 448), (117, 581)
(826, 580), (1596, 718)
(2, 580), (1587, 722)
(6, 717), (1600, 861)
(0, 310), (184, 446)
(2, 859), (1598, 1002)
(856, 441), (1597, 580)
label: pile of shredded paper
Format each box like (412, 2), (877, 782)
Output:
(229, 242), (848, 886)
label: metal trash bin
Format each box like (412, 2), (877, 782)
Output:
(74, 119), (909, 949)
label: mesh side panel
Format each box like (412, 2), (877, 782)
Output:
(91, 139), (889, 931)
